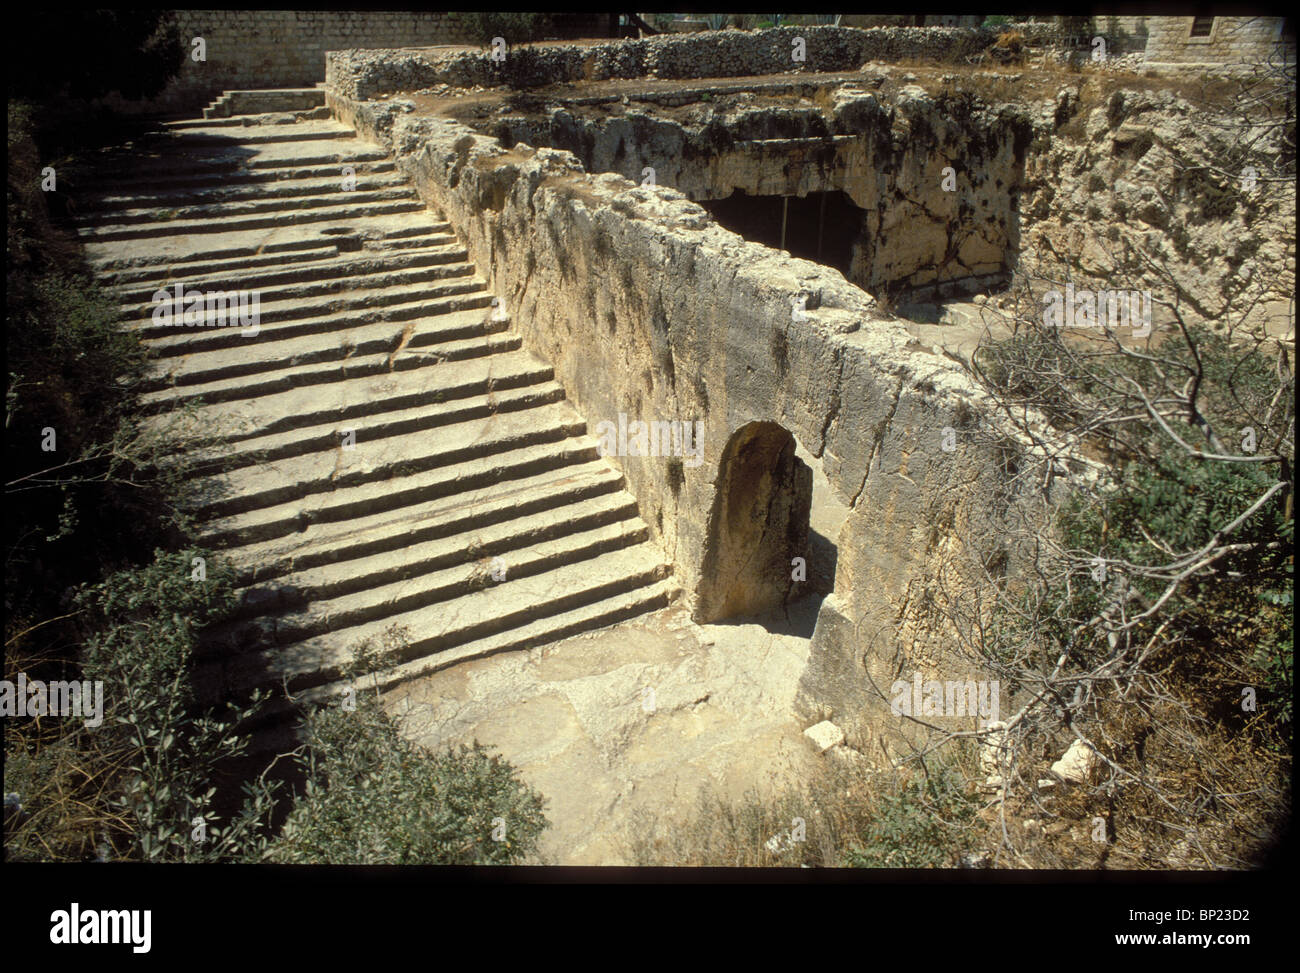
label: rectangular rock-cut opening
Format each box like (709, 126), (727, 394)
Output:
(452, 80), (1026, 309)
(698, 189), (863, 280)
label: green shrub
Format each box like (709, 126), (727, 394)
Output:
(270, 688), (547, 864)
(458, 12), (554, 45)
(71, 549), (280, 862)
(844, 768), (977, 868)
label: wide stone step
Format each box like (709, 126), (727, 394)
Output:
(81, 184), (419, 228)
(171, 112), (322, 129)
(205, 88), (327, 119)
(201, 543), (673, 699)
(131, 277), (488, 351)
(85, 215), (449, 271)
(189, 379), (567, 475)
(77, 140), (392, 188)
(191, 400), (587, 521)
(257, 494), (643, 612)
(96, 246), (342, 287)
(120, 259), (476, 323)
(82, 170), (409, 214)
(76, 159), (397, 199)
(231, 577), (678, 745)
(140, 329), (516, 412)
(88, 234), (344, 271)
(126, 122), (355, 151)
(169, 344), (550, 447)
(212, 513), (650, 649)
(221, 460), (626, 588)
(367, 233), (457, 252)
(107, 241), (466, 301)
(197, 434), (599, 549)
(78, 197), (427, 242)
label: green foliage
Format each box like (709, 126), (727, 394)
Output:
(975, 318), (1292, 760)
(1057, 15), (1096, 45)
(6, 98), (193, 652)
(271, 689), (548, 864)
(844, 769), (977, 868)
(6, 271), (146, 437)
(1254, 585), (1294, 726)
(458, 12), (554, 45)
(9, 10), (184, 102)
(1066, 451), (1287, 589)
(72, 550), (280, 862)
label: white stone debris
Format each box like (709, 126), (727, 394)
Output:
(1051, 739), (1099, 784)
(804, 720), (846, 753)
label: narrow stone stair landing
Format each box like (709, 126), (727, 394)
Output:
(75, 102), (677, 734)
(203, 87), (327, 119)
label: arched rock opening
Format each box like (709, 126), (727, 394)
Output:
(694, 421), (813, 623)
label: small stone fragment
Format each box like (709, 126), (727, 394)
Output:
(803, 720), (846, 753)
(1051, 739), (1098, 783)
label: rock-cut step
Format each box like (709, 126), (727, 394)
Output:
(209, 505), (649, 648)
(199, 543), (674, 703)
(220, 460), (629, 589)
(238, 576), (679, 744)
(76, 107), (678, 740)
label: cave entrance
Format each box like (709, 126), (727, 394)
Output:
(698, 188), (863, 279)
(695, 422), (813, 624)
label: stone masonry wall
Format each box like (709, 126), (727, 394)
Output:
(326, 24), (1065, 98)
(1143, 16), (1292, 66)
(105, 10), (615, 114)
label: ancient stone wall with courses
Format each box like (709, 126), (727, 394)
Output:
(1142, 16), (1292, 65)
(106, 11), (616, 114)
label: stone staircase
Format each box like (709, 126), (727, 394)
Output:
(73, 101), (677, 740)
(203, 87), (326, 119)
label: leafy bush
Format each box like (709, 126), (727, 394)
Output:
(844, 769), (977, 868)
(270, 688), (547, 865)
(458, 12), (554, 45)
(969, 300), (1292, 866)
(70, 550), (280, 862)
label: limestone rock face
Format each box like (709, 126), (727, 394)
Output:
(486, 86), (1032, 300)
(330, 80), (1056, 765)
(1021, 86), (1295, 320)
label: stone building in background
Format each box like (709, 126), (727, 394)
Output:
(1134, 15), (1294, 66)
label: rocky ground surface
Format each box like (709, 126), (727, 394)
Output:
(385, 594), (826, 865)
